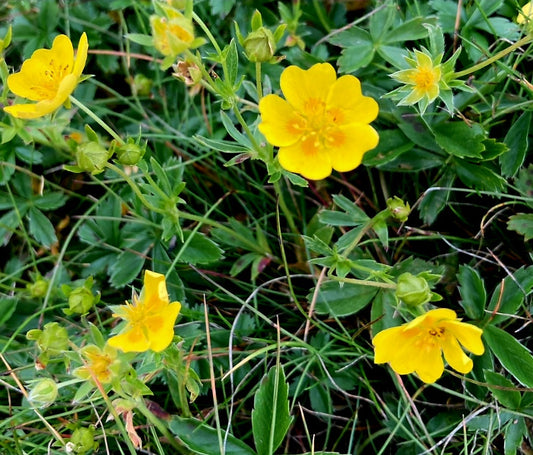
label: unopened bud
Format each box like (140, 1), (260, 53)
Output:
(395, 272), (432, 306)
(28, 378), (58, 407)
(116, 142), (146, 166)
(27, 278), (49, 298)
(76, 142), (111, 174)
(244, 27), (276, 62)
(387, 196), (410, 222)
(67, 426), (97, 454)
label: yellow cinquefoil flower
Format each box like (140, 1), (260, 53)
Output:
(74, 344), (121, 384)
(4, 33), (88, 119)
(108, 271), (181, 353)
(151, 10), (195, 57)
(373, 308), (484, 383)
(258, 62), (379, 180)
(517, 1), (533, 24)
(390, 50), (442, 112)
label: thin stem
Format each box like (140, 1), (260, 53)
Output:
(273, 180), (300, 237)
(255, 62), (263, 99)
(454, 35), (532, 78)
(69, 96), (124, 144)
(330, 276), (397, 290)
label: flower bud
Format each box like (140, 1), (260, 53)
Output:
(116, 141), (146, 166)
(395, 272), (432, 307)
(131, 74), (153, 96)
(27, 322), (69, 355)
(27, 278), (49, 298)
(75, 142), (111, 174)
(67, 288), (97, 315)
(244, 27), (276, 62)
(66, 426), (97, 454)
(28, 378), (58, 407)
(387, 196), (410, 222)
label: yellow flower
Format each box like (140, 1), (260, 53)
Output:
(373, 308), (484, 383)
(4, 33), (88, 119)
(108, 270), (181, 353)
(151, 8), (195, 57)
(517, 1), (533, 24)
(391, 50), (442, 109)
(258, 62), (379, 180)
(74, 344), (120, 384)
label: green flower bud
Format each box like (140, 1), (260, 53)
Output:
(395, 272), (432, 307)
(28, 378), (58, 407)
(66, 426), (98, 454)
(244, 27), (276, 62)
(27, 278), (49, 298)
(75, 142), (112, 174)
(67, 287), (96, 315)
(116, 141), (146, 166)
(387, 196), (411, 222)
(27, 322), (69, 356)
(131, 73), (153, 96)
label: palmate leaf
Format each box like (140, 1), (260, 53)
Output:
(252, 364), (292, 455)
(507, 213), (533, 241)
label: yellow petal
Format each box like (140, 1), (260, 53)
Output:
(327, 75), (379, 124)
(142, 270), (169, 312)
(277, 140), (332, 180)
(372, 325), (405, 364)
(445, 320), (484, 355)
(145, 301), (181, 352)
(280, 63), (336, 112)
(258, 94), (302, 146)
(414, 345), (444, 383)
(108, 325), (150, 353)
(441, 334), (473, 374)
(328, 124), (379, 173)
(73, 32), (89, 78)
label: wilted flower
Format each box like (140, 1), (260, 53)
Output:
(108, 270), (181, 353)
(258, 62), (379, 180)
(74, 344), (121, 384)
(4, 33), (88, 119)
(373, 308), (484, 383)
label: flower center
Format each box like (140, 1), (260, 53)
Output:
(414, 67), (437, 90)
(428, 327), (445, 338)
(291, 98), (344, 154)
(31, 58), (72, 100)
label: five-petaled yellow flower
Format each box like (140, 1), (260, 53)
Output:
(74, 344), (120, 385)
(108, 270), (181, 353)
(4, 33), (88, 119)
(258, 62), (379, 180)
(391, 50), (442, 111)
(373, 308), (484, 384)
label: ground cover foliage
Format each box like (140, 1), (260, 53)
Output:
(0, 0), (532, 454)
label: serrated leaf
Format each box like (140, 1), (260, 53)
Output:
(433, 122), (486, 158)
(507, 213), (533, 241)
(483, 325), (533, 388)
(28, 207), (57, 248)
(457, 265), (486, 320)
(501, 111), (531, 178)
(109, 250), (147, 288)
(33, 193), (68, 211)
(454, 159), (506, 192)
(176, 232), (223, 265)
(312, 281), (378, 317)
(383, 16), (434, 43)
(252, 364), (292, 455)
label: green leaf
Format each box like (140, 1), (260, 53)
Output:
(501, 111), (531, 178)
(454, 159), (506, 192)
(177, 232), (224, 265)
(337, 45), (375, 73)
(108, 245), (148, 288)
(486, 266), (533, 325)
(483, 325), (533, 388)
(457, 265), (486, 320)
(169, 416), (256, 455)
(125, 33), (154, 47)
(0, 298), (17, 326)
(225, 39), (238, 87)
(383, 16), (434, 43)
(484, 370), (521, 409)
(28, 207), (57, 248)
(252, 364), (292, 455)
(507, 214), (533, 241)
(433, 122), (486, 158)
(370, 290), (398, 335)
(312, 281), (378, 317)
(33, 193), (68, 211)
(362, 129), (414, 167)
(504, 417), (527, 455)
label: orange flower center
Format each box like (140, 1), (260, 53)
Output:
(31, 58), (72, 100)
(413, 67), (437, 90)
(289, 98), (344, 154)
